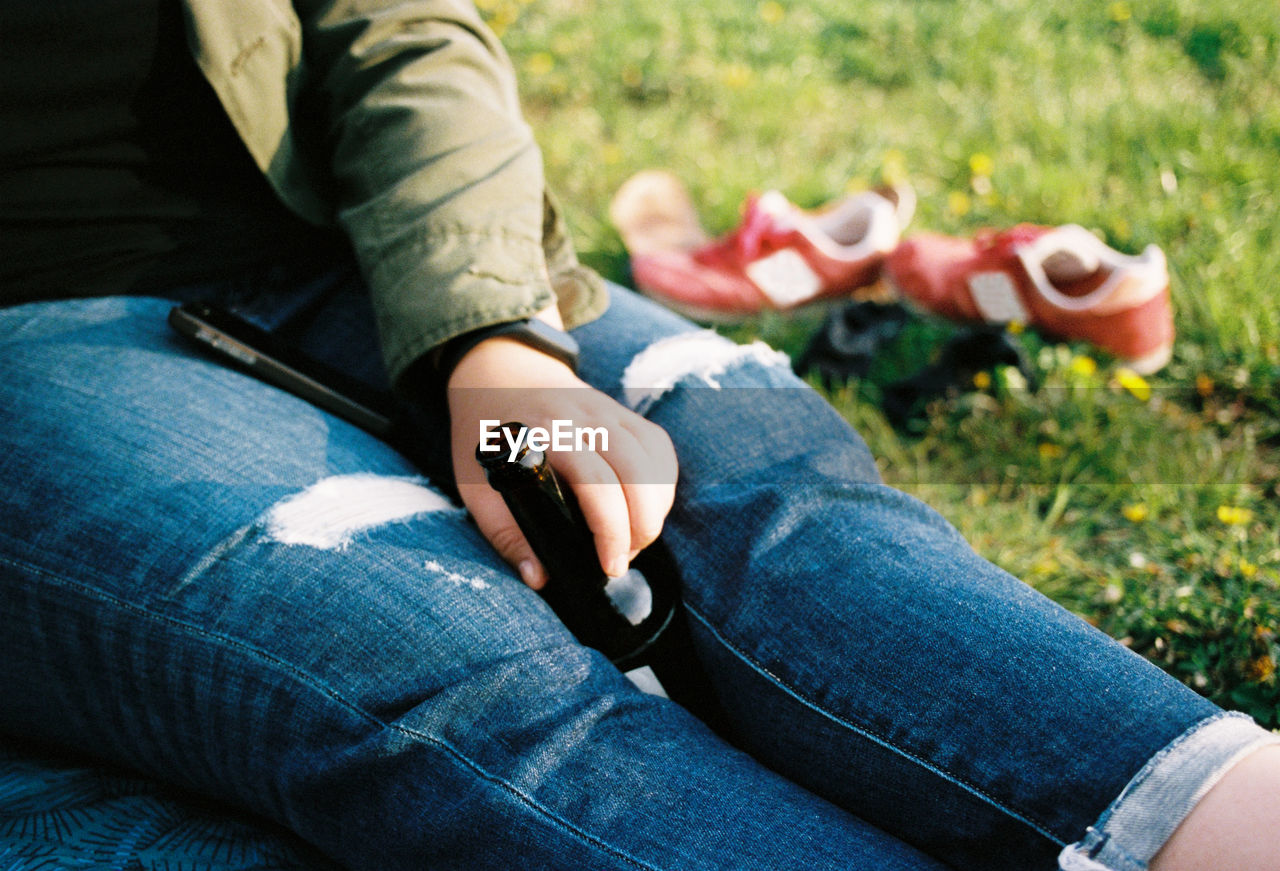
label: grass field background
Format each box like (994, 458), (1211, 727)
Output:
(482, 0), (1280, 727)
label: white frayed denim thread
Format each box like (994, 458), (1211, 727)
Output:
(1058, 712), (1280, 870)
(620, 330), (790, 414)
(264, 474), (458, 550)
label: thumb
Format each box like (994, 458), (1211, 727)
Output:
(460, 482), (547, 589)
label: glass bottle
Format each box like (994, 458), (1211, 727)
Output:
(477, 423), (729, 733)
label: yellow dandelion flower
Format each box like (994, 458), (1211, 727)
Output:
(882, 149), (909, 186)
(947, 190), (971, 217)
(1217, 505), (1255, 526)
(1032, 557), (1061, 576)
(1247, 655), (1276, 683)
(722, 62), (754, 89)
(620, 64), (644, 89)
(1070, 355), (1098, 377)
(972, 370), (992, 390)
(1038, 443), (1064, 459)
(1108, 2), (1132, 23)
(968, 153), (994, 177)
(1116, 367), (1151, 401)
(525, 52), (555, 76)
(1239, 559), (1259, 579)
(1195, 373), (1214, 398)
(1122, 503), (1149, 523)
(1006, 320), (1025, 335)
(486, 6), (516, 37)
(759, 1), (785, 25)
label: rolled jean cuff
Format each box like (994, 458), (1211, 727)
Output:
(1058, 711), (1280, 871)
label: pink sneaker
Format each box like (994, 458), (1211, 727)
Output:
(883, 224), (1173, 373)
(611, 171), (913, 321)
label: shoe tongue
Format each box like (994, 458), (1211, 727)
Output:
(752, 190), (794, 223)
(733, 191), (794, 258)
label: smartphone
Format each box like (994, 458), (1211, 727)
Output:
(168, 302), (397, 437)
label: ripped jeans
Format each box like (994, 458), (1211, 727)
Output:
(0, 260), (1274, 871)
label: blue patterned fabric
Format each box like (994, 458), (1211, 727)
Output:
(0, 742), (337, 870)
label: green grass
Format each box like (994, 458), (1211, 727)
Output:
(483, 0), (1280, 727)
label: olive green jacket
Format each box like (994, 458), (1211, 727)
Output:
(183, 0), (606, 384)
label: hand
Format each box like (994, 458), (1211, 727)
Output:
(447, 308), (677, 589)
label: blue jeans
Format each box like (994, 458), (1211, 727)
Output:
(0, 263), (1274, 871)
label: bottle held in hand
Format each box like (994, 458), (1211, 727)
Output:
(476, 423), (729, 733)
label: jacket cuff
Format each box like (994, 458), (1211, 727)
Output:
(368, 238), (555, 386)
(370, 201), (609, 389)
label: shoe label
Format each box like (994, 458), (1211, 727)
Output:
(968, 271), (1030, 323)
(745, 249), (824, 307)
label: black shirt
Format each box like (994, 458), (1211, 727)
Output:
(0, 0), (336, 302)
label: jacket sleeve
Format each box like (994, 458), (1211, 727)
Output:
(292, 0), (601, 384)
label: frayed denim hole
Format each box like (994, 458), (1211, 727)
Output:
(620, 330), (791, 415)
(262, 473), (459, 551)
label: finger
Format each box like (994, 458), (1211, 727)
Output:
(457, 481), (547, 589)
(553, 451), (631, 578)
(611, 415), (679, 487)
(602, 419), (678, 554)
(604, 433), (673, 555)
(619, 483), (673, 556)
